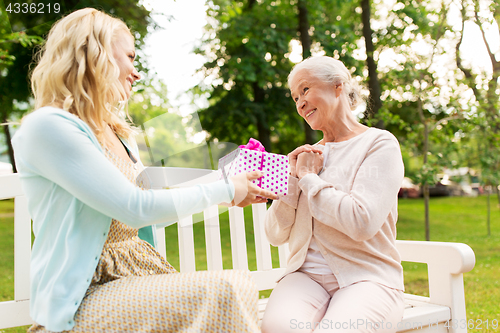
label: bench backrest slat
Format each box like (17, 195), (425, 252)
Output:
(15, 195), (31, 301)
(155, 225), (167, 259)
(251, 203), (273, 271)
(0, 174), (32, 302)
(228, 206), (249, 271)
(178, 215), (196, 273)
(204, 205), (223, 271)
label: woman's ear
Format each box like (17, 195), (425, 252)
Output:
(335, 83), (343, 98)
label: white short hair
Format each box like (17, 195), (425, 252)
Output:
(288, 56), (363, 111)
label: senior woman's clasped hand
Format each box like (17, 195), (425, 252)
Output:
(288, 145), (324, 180)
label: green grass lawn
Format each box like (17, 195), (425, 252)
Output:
(1, 196), (499, 332)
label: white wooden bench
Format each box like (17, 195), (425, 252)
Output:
(0, 170), (476, 332)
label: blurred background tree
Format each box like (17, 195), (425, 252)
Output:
(455, 0), (500, 231)
(194, 0), (366, 154)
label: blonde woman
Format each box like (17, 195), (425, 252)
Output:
(12, 8), (276, 332)
(262, 56), (405, 333)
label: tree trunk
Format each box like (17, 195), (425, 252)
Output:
(485, 75), (500, 134)
(297, 0), (311, 60)
(247, 0), (257, 10)
(417, 95), (430, 241)
(496, 184), (500, 208)
(252, 82), (272, 151)
(297, 0), (317, 144)
(424, 183), (430, 241)
(423, 122), (430, 241)
(360, 0), (383, 128)
(487, 186), (491, 236)
(2, 117), (17, 173)
(256, 120), (271, 152)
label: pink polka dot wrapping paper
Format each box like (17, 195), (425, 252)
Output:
(218, 148), (290, 196)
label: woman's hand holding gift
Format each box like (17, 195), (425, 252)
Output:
(229, 171), (279, 207)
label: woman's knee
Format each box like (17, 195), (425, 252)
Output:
(261, 272), (330, 333)
(317, 282), (405, 333)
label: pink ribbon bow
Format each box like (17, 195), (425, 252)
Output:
(239, 138), (266, 188)
(239, 138), (266, 152)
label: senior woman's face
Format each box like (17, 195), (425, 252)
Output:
(112, 30), (140, 99)
(290, 70), (340, 131)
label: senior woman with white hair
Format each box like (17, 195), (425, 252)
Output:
(262, 56), (405, 333)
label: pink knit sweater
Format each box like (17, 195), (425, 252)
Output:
(265, 128), (405, 290)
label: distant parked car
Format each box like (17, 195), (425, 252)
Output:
(471, 183), (484, 195)
(459, 182), (477, 197)
(399, 177), (421, 198)
(428, 175), (463, 197)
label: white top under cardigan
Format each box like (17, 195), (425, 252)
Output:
(265, 128), (405, 290)
(301, 142), (343, 275)
(12, 107), (235, 332)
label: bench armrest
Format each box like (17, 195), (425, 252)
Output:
(396, 240), (475, 333)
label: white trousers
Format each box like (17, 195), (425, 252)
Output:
(261, 270), (405, 333)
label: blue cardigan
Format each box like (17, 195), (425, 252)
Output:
(12, 107), (234, 332)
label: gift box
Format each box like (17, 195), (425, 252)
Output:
(218, 138), (290, 196)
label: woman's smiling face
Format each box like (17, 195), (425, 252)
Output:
(290, 69), (341, 131)
(112, 30), (140, 100)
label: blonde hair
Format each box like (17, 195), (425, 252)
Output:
(31, 8), (135, 143)
(288, 56), (364, 111)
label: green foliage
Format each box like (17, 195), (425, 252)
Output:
(414, 162), (439, 187)
(195, 0), (302, 154)
(454, 0), (500, 187)
(0, 1), (43, 120)
(0, 29), (42, 68)
(308, 0), (360, 71)
(128, 80), (171, 126)
(195, 0), (366, 154)
(372, 0), (468, 189)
